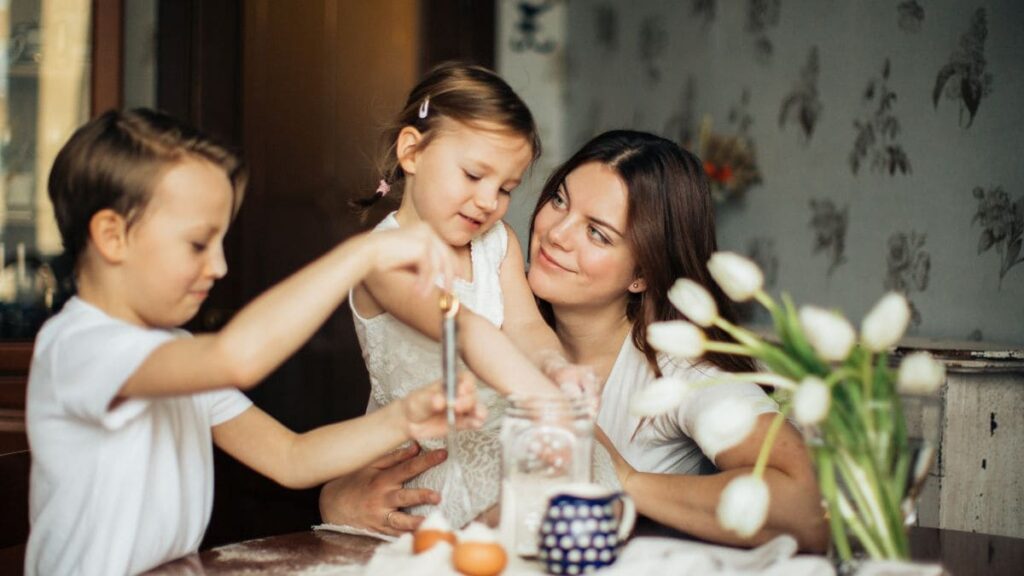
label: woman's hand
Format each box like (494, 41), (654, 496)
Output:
(319, 444), (448, 535)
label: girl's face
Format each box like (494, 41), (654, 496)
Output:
(528, 162), (643, 313)
(398, 119), (533, 247)
(121, 159), (233, 328)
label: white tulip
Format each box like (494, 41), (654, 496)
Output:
(898, 352), (946, 395)
(647, 321), (706, 359)
(799, 306), (856, 362)
(668, 278), (719, 327)
(707, 252), (764, 302)
(861, 292), (911, 352)
(694, 398), (758, 458)
(630, 377), (690, 417)
(793, 376), (831, 425)
(717, 474), (770, 538)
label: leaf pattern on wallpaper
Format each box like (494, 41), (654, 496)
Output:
(971, 185), (1024, 286)
(747, 236), (780, 289)
(663, 76), (698, 148)
(728, 88), (755, 136)
(885, 231), (931, 329)
(692, 0), (717, 26)
(747, 0), (781, 64)
(809, 199), (848, 277)
(779, 46), (822, 142)
(850, 59), (911, 176)
(897, 1), (924, 33)
(509, 0), (557, 54)
(639, 15), (668, 84)
(593, 3), (618, 52)
(933, 8), (992, 128)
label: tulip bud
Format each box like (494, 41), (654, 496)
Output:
(793, 376), (831, 425)
(707, 252), (764, 302)
(668, 278), (719, 327)
(694, 398), (758, 458)
(717, 475), (770, 538)
(898, 352), (945, 395)
(647, 321), (706, 359)
(799, 306), (856, 362)
(862, 292), (911, 352)
(630, 377), (690, 417)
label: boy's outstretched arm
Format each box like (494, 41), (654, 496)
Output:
(119, 222), (455, 398)
(212, 374), (484, 489)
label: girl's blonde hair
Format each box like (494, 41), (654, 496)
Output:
(352, 61), (541, 216)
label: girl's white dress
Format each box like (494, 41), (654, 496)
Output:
(352, 212), (618, 528)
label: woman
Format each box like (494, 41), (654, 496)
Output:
(321, 130), (828, 551)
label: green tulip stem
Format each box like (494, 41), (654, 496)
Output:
(753, 289), (777, 313)
(753, 411), (788, 477)
(705, 341), (756, 357)
(713, 317), (763, 349)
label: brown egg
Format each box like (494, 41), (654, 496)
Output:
(452, 541), (508, 576)
(413, 529), (456, 554)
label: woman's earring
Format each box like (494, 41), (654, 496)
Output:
(631, 282), (640, 290)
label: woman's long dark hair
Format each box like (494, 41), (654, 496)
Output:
(529, 130), (756, 376)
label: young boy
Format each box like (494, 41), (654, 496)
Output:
(24, 108), (481, 575)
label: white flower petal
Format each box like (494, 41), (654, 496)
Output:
(793, 377), (831, 425)
(717, 475), (770, 538)
(707, 252), (764, 302)
(629, 377), (690, 417)
(668, 278), (719, 327)
(647, 321), (706, 359)
(898, 352), (945, 395)
(694, 398), (758, 458)
(862, 292), (911, 352)
(799, 306), (856, 362)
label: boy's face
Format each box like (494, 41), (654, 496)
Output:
(122, 158), (233, 328)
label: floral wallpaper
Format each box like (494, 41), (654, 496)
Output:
(501, 0), (1024, 346)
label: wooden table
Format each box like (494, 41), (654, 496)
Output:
(146, 522), (1024, 575)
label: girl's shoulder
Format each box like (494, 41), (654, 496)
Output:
(473, 219), (509, 263)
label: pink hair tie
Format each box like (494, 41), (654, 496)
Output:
(376, 179), (391, 197)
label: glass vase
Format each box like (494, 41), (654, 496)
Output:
(809, 388), (942, 573)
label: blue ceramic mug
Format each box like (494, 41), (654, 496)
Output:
(537, 483), (637, 574)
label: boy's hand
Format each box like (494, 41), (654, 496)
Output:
(369, 221), (457, 295)
(402, 373), (486, 440)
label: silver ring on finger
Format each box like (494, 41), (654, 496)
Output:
(385, 510), (396, 528)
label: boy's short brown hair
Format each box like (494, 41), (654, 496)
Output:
(48, 108), (248, 267)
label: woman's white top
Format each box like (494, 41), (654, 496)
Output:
(598, 334), (779, 475)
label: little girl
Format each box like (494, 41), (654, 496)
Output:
(345, 62), (617, 529)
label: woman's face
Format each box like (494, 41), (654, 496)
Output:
(528, 161), (642, 312)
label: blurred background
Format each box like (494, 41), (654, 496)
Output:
(0, 0), (1021, 548)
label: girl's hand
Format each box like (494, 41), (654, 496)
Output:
(539, 350), (601, 405)
(402, 373), (487, 440)
(369, 222), (457, 295)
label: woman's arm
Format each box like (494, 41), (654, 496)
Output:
(601, 416), (829, 552)
(213, 375), (483, 490)
(120, 223), (455, 398)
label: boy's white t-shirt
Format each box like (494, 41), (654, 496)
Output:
(24, 297), (252, 576)
(598, 334), (778, 475)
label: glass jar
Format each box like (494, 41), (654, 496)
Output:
(499, 394), (594, 557)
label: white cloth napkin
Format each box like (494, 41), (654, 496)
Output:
(359, 533), (829, 575)
(323, 529), (943, 576)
